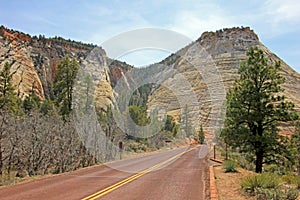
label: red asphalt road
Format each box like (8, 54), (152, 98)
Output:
(0, 145), (210, 200)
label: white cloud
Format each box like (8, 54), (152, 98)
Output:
(167, 10), (238, 40)
(264, 0), (300, 24)
(258, 0), (300, 37)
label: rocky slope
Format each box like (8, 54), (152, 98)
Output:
(0, 26), (132, 111)
(147, 27), (300, 134)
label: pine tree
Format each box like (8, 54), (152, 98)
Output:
(23, 93), (41, 112)
(198, 124), (205, 144)
(223, 47), (298, 173)
(0, 62), (19, 113)
(53, 56), (79, 119)
(164, 115), (179, 137)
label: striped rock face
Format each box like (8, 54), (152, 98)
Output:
(147, 27), (300, 135)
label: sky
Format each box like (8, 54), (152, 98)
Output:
(0, 0), (300, 72)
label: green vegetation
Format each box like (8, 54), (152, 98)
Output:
(197, 124), (205, 144)
(48, 36), (96, 50)
(129, 84), (152, 108)
(23, 93), (41, 112)
(218, 47), (300, 199)
(241, 173), (281, 193)
(222, 46), (299, 173)
(255, 187), (299, 200)
(282, 175), (300, 189)
(0, 62), (19, 113)
(53, 56), (79, 119)
(223, 160), (237, 173)
(241, 173), (299, 200)
(291, 123), (300, 175)
(128, 105), (150, 126)
(296, 176), (300, 189)
(164, 115), (179, 138)
(124, 83), (187, 151)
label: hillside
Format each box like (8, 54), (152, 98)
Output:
(148, 27), (300, 135)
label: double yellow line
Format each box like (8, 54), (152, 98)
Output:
(82, 146), (198, 200)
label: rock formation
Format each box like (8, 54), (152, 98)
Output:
(0, 26), (132, 111)
(147, 27), (300, 134)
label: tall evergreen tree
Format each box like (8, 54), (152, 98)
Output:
(128, 105), (150, 126)
(0, 62), (19, 113)
(223, 47), (298, 173)
(23, 93), (41, 112)
(53, 56), (79, 119)
(164, 115), (179, 137)
(198, 124), (205, 144)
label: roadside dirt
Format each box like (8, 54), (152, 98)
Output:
(214, 166), (255, 200)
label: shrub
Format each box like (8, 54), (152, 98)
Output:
(293, 176), (300, 189)
(0, 170), (16, 186)
(255, 188), (280, 200)
(233, 153), (256, 171)
(286, 188), (299, 200)
(282, 175), (296, 184)
(241, 173), (281, 194)
(264, 164), (285, 175)
(282, 175), (300, 189)
(237, 156), (255, 171)
(223, 160), (237, 173)
(255, 187), (299, 200)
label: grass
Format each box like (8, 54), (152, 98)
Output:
(0, 171), (17, 186)
(241, 173), (299, 200)
(282, 175), (300, 189)
(241, 173), (281, 194)
(223, 159), (237, 173)
(293, 176), (300, 189)
(255, 187), (299, 200)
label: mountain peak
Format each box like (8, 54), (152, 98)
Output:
(198, 26), (259, 44)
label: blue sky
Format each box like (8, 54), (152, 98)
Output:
(1, 0), (299, 72)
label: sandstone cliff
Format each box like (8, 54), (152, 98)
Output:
(0, 26), (94, 99)
(147, 27), (300, 134)
(0, 26), (132, 111)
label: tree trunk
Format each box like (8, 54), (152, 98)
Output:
(0, 146), (2, 176)
(255, 122), (264, 173)
(255, 150), (263, 173)
(7, 145), (15, 174)
(297, 160), (300, 176)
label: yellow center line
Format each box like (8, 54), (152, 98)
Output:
(81, 146), (198, 200)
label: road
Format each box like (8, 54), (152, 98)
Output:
(0, 145), (210, 200)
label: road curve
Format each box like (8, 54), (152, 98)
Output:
(0, 145), (210, 200)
